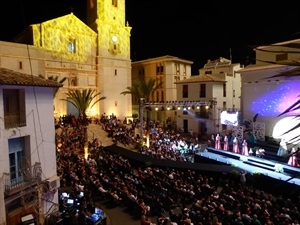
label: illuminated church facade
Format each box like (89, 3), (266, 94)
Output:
(0, 0), (132, 120)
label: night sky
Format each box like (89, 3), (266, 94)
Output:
(1, 0), (300, 74)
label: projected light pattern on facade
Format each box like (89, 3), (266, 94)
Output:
(32, 13), (97, 62)
(251, 80), (300, 116)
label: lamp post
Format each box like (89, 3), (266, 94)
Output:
(210, 98), (217, 134)
(139, 98), (145, 143)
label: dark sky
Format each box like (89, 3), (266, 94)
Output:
(1, 0), (300, 74)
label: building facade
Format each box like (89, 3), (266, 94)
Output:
(0, 68), (62, 225)
(238, 39), (300, 143)
(0, 0), (132, 120)
(131, 55), (193, 127)
(175, 57), (243, 139)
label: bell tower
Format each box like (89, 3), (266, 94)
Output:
(87, 0), (132, 119)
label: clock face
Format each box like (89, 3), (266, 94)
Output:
(112, 35), (118, 43)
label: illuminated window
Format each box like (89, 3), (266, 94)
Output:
(68, 38), (76, 53)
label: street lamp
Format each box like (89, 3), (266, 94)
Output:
(139, 98), (145, 143)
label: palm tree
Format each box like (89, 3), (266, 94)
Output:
(38, 75), (67, 98)
(61, 89), (106, 143)
(120, 78), (162, 130)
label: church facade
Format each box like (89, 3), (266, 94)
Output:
(0, 0), (132, 120)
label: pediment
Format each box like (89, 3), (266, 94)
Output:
(37, 13), (96, 36)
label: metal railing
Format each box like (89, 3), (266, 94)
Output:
(4, 113), (26, 129)
(3, 162), (42, 195)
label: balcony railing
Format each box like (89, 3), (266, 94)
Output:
(4, 113), (26, 129)
(3, 162), (42, 196)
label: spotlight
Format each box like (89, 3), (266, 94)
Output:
(167, 106), (171, 110)
(155, 107), (158, 111)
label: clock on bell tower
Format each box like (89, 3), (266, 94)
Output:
(86, 0), (133, 120)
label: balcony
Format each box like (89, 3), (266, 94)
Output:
(4, 113), (26, 129)
(3, 162), (42, 196)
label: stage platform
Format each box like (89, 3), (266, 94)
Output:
(195, 147), (300, 186)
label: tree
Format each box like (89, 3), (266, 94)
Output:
(120, 78), (162, 130)
(38, 75), (67, 98)
(61, 89), (106, 142)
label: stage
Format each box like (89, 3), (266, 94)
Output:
(194, 147), (300, 186)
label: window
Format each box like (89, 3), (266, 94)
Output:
(200, 84), (206, 98)
(69, 77), (77, 86)
(276, 53), (288, 61)
(68, 38), (76, 53)
(3, 89), (26, 129)
(9, 137), (26, 185)
(183, 85), (188, 98)
(18, 61), (23, 70)
(183, 65), (186, 76)
(115, 69), (117, 76)
(205, 71), (212, 74)
(223, 101), (227, 110)
(161, 90), (164, 102)
(156, 63), (164, 75)
(233, 90), (235, 98)
(112, 0), (118, 7)
(175, 63), (180, 75)
(223, 83), (226, 97)
(139, 67), (145, 76)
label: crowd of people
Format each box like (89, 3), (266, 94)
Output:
(55, 114), (300, 225)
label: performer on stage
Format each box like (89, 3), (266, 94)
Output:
(277, 138), (288, 158)
(223, 135), (229, 151)
(232, 136), (239, 153)
(241, 139), (249, 156)
(215, 133), (221, 150)
(288, 147), (299, 167)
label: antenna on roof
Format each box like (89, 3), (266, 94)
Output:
(229, 48), (232, 61)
